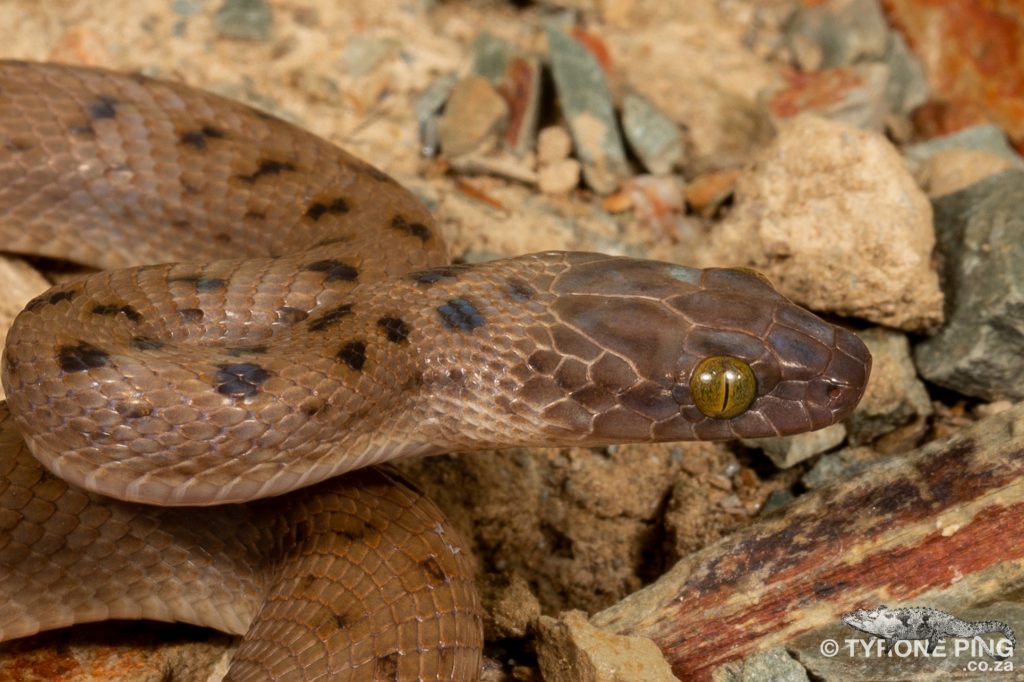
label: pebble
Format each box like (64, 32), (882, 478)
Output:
(847, 328), (933, 445)
(915, 148), (1017, 198)
(415, 73), (459, 158)
(712, 646), (812, 682)
(802, 447), (882, 491)
(783, 0), (890, 69)
(438, 75), (509, 157)
(471, 32), (541, 156)
(535, 610), (676, 682)
(214, 0), (272, 41)
(703, 114), (944, 331)
(621, 91), (684, 175)
(764, 63), (891, 133)
(684, 169), (740, 217)
(904, 123), (1024, 170)
(546, 25), (630, 194)
(916, 170), (1024, 401)
(538, 158), (582, 195)
(538, 126), (574, 164)
(745, 423), (847, 470)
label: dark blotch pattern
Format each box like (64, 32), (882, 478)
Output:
(438, 299), (485, 331)
(195, 277), (227, 293)
(179, 125), (225, 150)
(225, 345), (269, 357)
(376, 652), (399, 681)
(236, 159), (297, 184)
(91, 303), (143, 324)
(305, 197), (350, 221)
(58, 342), (110, 373)
(409, 266), (466, 286)
(179, 308), (204, 323)
(26, 289), (76, 311)
(337, 341), (367, 371)
(419, 556), (448, 584)
(215, 363), (271, 398)
(304, 259), (358, 283)
(309, 304), (354, 332)
(507, 278), (534, 301)
(88, 95), (118, 120)
(391, 215), (431, 242)
(377, 316), (410, 343)
(131, 336), (164, 351)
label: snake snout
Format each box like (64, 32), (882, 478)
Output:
(820, 326), (872, 421)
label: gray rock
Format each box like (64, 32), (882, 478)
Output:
(847, 328), (933, 444)
(711, 646), (810, 682)
(546, 25), (630, 194)
(471, 32), (515, 83)
(916, 171), (1024, 400)
(904, 124), (1024, 169)
(415, 73), (458, 158)
(621, 92), (684, 175)
(745, 423), (847, 469)
(883, 31), (929, 116)
(802, 446), (882, 490)
(214, 0), (272, 41)
(783, 0), (890, 69)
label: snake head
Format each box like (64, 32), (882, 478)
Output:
(516, 254), (872, 443)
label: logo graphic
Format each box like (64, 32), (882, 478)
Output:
(842, 605), (1016, 661)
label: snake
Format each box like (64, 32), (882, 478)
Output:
(0, 61), (871, 681)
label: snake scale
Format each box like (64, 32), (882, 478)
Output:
(0, 61), (871, 680)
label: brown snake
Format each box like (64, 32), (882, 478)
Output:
(0, 61), (871, 680)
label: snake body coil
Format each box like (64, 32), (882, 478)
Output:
(0, 62), (871, 680)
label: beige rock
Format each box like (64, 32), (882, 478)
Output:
(483, 572), (541, 639)
(536, 610), (676, 682)
(538, 126), (573, 164)
(539, 158), (582, 195)
(438, 74), (509, 157)
(703, 114), (943, 331)
(0, 257), (50, 401)
(746, 423), (848, 469)
(915, 148), (1017, 198)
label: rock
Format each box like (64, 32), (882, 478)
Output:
(536, 610), (676, 682)
(471, 31), (515, 83)
(340, 35), (398, 77)
(438, 75), (509, 157)
(546, 25), (631, 194)
(415, 72), (459, 158)
(482, 572), (541, 640)
(214, 0), (272, 41)
(539, 159), (582, 195)
(763, 63), (891, 133)
(916, 171), (1024, 401)
(916, 148), (1017, 198)
(847, 328), (932, 445)
(883, 31), (929, 116)
(904, 123), (1024, 170)
(711, 646), (810, 682)
(0, 257), (50, 401)
(745, 423), (847, 469)
(782, 0), (890, 69)
(802, 446), (882, 490)
(471, 33), (542, 156)
(538, 126), (574, 164)
(621, 91), (684, 175)
(703, 114), (943, 331)
(684, 169), (741, 217)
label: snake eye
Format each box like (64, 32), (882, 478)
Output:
(688, 355), (757, 419)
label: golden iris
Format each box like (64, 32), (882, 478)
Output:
(689, 356), (756, 419)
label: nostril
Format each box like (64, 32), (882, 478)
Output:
(827, 384), (844, 405)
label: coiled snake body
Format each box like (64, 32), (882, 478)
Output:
(0, 62), (871, 680)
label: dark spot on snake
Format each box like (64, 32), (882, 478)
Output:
(235, 159), (296, 183)
(58, 342), (109, 373)
(225, 345), (269, 357)
(70, 123), (95, 137)
(243, 210), (265, 221)
(115, 402), (153, 419)
(408, 265), (466, 286)
(26, 289), (76, 311)
(402, 371), (424, 390)
(305, 197), (350, 221)
(213, 232), (233, 243)
(179, 308), (204, 323)
(196, 277), (226, 292)
(309, 303), (354, 332)
(215, 363), (271, 398)
(419, 556), (448, 585)
(337, 341), (367, 371)
(334, 613), (349, 629)
(375, 652), (399, 680)
(131, 336), (164, 351)
(91, 303), (143, 324)
(88, 95), (119, 120)
(178, 125), (225, 150)
(391, 215), (431, 242)
(304, 259), (358, 283)
(4, 137), (32, 152)
(438, 299), (485, 331)
(377, 316), (410, 343)
(312, 236), (351, 248)
(447, 368), (466, 384)
(301, 400), (325, 417)
(276, 306), (309, 324)
(506, 277), (534, 301)
(180, 183), (201, 195)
